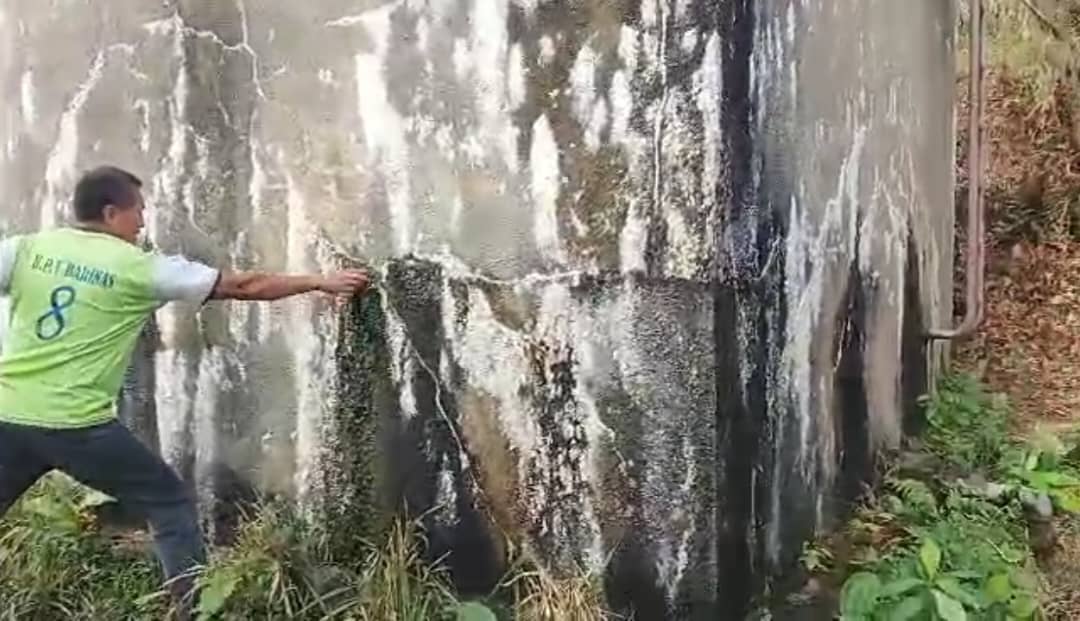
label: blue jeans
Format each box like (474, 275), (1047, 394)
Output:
(0, 420), (206, 590)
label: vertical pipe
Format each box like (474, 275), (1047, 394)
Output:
(928, 0), (985, 340)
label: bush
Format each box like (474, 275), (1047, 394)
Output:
(0, 473), (166, 620)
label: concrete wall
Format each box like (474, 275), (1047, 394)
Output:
(720, 1), (955, 610)
(0, 0), (954, 617)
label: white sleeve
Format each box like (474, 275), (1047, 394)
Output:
(0, 237), (20, 294)
(150, 254), (220, 304)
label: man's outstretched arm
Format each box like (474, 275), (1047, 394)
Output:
(149, 255), (370, 305)
(209, 270), (370, 301)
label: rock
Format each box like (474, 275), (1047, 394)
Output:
(1020, 490), (1054, 519)
(956, 473), (1009, 501)
(1019, 490), (1058, 563)
(896, 451), (945, 479)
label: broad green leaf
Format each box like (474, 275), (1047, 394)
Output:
(1050, 487), (1080, 513)
(78, 489), (117, 509)
(936, 577), (981, 609)
(919, 539), (942, 580)
(1008, 594), (1037, 619)
(1026, 471), (1076, 489)
(932, 590), (968, 621)
(135, 591), (168, 607)
(1025, 452), (1039, 471)
(452, 602), (498, 621)
(25, 496), (80, 533)
(984, 573), (1012, 603)
(888, 594), (928, 621)
(197, 570), (241, 618)
(841, 572), (883, 617)
(880, 578), (923, 599)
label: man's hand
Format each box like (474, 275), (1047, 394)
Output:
(317, 270), (371, 297)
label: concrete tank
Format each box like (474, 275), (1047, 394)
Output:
(0, 0), (955, 617)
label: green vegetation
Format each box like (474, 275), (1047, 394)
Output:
(828, 374), (1080, 621)
(190, 504), (479, 620)
(0, 475), (613, 620)
(0, 473), (166, 619)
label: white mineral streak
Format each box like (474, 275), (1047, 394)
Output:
(150, 15), (194, 468)
(353, 7), (412, 256)
(20, 69), (36, 127)
(568, 42), (602, 150)
(284, 171), (337, 506)
(40, 50), (107, 230)
(444, 283), (541, 459)
(784, 125), (865, 475)
(531, 115), (565, 264)
(614, 20), (650, 274)
(534, 282), (605, 568)
(193, 348), (227, 523)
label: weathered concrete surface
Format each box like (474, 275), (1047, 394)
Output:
(717, 3), (956, 610)
(0, 0), (954, 617)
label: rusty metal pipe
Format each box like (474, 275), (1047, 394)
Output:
(928, 0), (985, 340)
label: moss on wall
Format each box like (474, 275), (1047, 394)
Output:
(316, 289), (394, 563)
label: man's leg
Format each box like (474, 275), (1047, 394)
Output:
(0, 422), (49, 515)
(41, 421), (206, 611)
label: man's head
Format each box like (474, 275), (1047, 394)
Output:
(72, 166), (145, 244)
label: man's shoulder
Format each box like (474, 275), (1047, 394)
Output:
(146, 253), (219, 304)
(11, 229), (159, 292)
(33, 228), (153, 261)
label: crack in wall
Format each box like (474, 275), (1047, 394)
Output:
(327, 238), (638, 511)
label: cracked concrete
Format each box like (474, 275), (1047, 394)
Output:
(0, 0), (955, 617)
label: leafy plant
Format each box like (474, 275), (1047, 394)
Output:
(919, 374), (1010, 470)
(1003, 433), (1080, 513)
(835, 374), (1048, 621)
(884, 478), (940, 523)
(840, 538), (1037, 621)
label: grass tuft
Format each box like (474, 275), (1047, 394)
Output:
(500, 542), (616, 621)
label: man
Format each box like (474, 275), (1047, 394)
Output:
(0, 166), (370, 615)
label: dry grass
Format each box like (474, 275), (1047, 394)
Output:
(505, 568), (613, 621)
(499, 541), (619, 621)
(339, 520), (459, 621)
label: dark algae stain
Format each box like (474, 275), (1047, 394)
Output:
(320, 286), (393, 563)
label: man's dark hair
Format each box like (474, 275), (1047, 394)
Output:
(72, 166), (143, 222)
